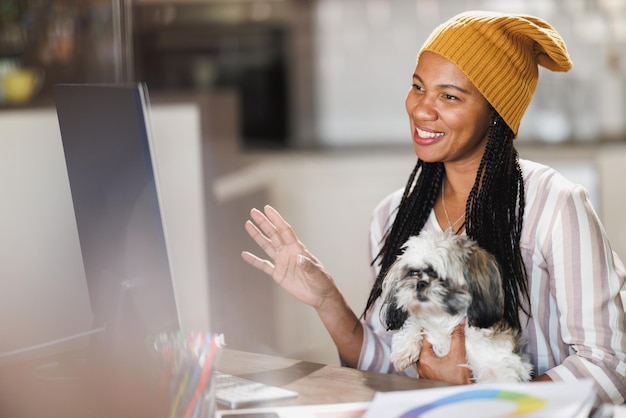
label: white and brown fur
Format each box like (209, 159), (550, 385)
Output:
(380, 230), (532, 383)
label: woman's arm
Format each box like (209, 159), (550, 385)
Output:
(538, 184), (626, 403)
(241, 205), (364, 367)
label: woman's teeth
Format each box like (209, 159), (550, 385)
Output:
(416, 127), (444, 138)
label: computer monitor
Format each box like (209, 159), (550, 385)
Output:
(54, 83), (180, 352)
(0, 85), (212, 418)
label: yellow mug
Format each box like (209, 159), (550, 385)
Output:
(3, 68), (44, 104)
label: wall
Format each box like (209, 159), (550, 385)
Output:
(312, 0), (626, 146)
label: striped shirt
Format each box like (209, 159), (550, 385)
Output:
(358, 159), (626, 403)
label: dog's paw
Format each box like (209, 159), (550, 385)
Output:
(390, 332), (422, 371)
(390, 348), (415, 371)
(391, 353), (418, 371)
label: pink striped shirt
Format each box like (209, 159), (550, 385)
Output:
(358, 159), (626, 403)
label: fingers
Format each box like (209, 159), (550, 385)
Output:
(421, 336), (433, 352)
(248, 205), (296, 249)
(241, 250), (275, 276)
(245, 218), (279, 258)
(243, 205), (313, 279)
(416, 324), (472, 384)
(246, 205), (301, 255)
(449, 322), (467, 356)
(242, 205), (297, 274)
(249, 207), (283, 249)
(419, 324), (466, 361)
(263, 205), (299, 246)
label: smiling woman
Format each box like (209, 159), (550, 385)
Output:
(240, 11), (626, 405)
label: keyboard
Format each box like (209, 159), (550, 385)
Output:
(214, 371), (298, 409)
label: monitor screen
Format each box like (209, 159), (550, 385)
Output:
(54, 83), (180, 351)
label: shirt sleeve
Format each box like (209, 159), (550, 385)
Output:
(528, 174), (626, 403)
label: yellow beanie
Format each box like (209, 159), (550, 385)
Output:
(418, 11), (573, 136)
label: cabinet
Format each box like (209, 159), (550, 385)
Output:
(0, 0), (132, 107)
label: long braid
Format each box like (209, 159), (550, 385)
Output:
(467, 114), (529, 330)
(363, 161), (444, 317)
(363, 112), (529, 332)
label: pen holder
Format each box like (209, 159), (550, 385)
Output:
(152, 332), (223, 418)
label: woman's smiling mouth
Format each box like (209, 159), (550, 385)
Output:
(414, 126), (445, 145)
(416, 127), (444, 138)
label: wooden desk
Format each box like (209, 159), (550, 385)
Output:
(0, 348), (447, 417)
(216, 349), (447, 408)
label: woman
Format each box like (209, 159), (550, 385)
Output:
(241, 11), (626, 403)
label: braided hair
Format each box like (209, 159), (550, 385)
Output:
(362, 111), (529, 332)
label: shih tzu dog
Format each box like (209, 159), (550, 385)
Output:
(380, 230), (532, 383)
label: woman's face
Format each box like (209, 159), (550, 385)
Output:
(405, 51), (492, 165)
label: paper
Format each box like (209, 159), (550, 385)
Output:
(362, 380), (597, 418)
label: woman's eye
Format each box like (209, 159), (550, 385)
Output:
(411, 83), (424, 91)
(443, 93), (459, 100)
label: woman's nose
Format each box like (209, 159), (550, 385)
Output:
(407, 94), (437, 121)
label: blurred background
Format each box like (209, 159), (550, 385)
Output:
(2, 0), (625, 145)
(1, 0), (625, 366)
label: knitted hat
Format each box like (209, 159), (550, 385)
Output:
(418, 11), (572, 136)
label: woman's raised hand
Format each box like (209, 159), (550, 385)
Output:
(241, 205), (339, 309)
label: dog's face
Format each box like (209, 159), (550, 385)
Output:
(381, 230), (505, 330)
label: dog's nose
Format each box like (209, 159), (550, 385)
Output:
(415, 279), (430, 301)
(416, 279), (429, 292)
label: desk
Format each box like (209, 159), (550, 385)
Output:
(0, 348), (447, 417)
(216, 349), (447, 408)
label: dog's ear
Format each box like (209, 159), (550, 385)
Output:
(380, 261), (409, 330)
(463, 246), (505, 328)
(443, 285), (472, 316)
(383, 301), (408, 331)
